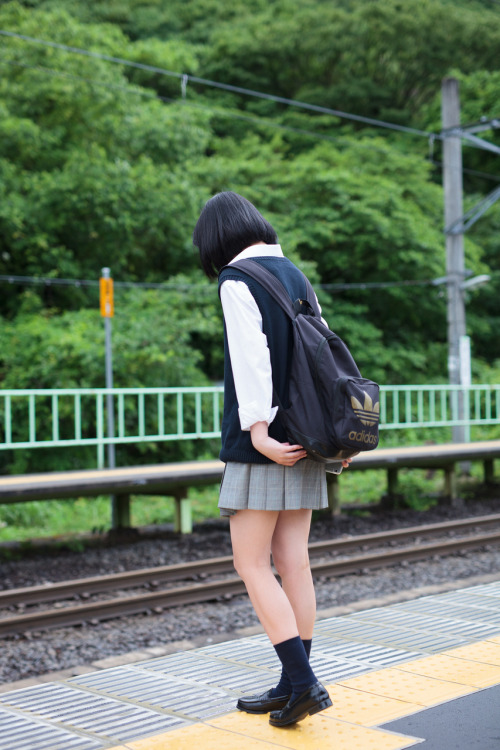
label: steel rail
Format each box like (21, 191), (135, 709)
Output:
(1, 513), (500, 609)
(1, 525), (500, 636)
(1, 513), (499, 607)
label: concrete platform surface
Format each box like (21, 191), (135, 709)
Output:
(1, 580), (500, 749)
(382, 683), (500, 749)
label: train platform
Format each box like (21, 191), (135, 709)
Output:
(2, 580), (500, 750)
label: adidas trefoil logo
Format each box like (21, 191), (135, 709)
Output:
(351, 392), (380, 426)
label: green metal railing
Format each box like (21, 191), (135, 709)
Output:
(380, 384), (500, 429)
(0, 384), (499, 468)
(0, 387), (223, 468)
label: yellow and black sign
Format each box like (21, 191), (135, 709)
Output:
(99, 275), (114, 317)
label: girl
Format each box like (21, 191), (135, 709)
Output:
(193, 191), (350, 727)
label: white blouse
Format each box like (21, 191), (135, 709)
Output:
(220, 244), (325, 431)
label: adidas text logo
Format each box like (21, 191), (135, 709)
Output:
(351, 393), (380, 426)
(349, 430), (378, 445)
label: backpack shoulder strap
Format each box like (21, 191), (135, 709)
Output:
(221, 259), (321, 319)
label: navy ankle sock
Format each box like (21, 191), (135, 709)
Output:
(273, 636), (316, 700)
(270, 638), (312, 697)
(302, 638), (312, 660)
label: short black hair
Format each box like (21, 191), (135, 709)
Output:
(193, 191), (278, 278)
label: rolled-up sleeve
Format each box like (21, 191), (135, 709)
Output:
(220, 280), (278, 431)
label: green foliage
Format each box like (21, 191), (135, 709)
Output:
(192, 132), (468, 381)
(8, 149), (203, 283)
(0, 0), (499, 478)
(0, 282), (220, 389)
(0, 489), (221, 543)
(417, 67), (500, 367)
(0, 281), (223, 472)
(0, 2), (210, 316)
(199, 0), (500, 121)
(0, 500), (52, 528)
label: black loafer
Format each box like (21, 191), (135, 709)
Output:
(269, 682), (332, 727)
(237, 688), (291, 714)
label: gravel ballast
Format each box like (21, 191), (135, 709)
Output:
(1, 498), (500, 685)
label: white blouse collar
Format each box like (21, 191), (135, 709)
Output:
(229, 244), (283, 264)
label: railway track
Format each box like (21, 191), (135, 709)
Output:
(1, 513), (500, 637)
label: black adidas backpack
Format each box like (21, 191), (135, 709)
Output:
(231, 259), (380, 463)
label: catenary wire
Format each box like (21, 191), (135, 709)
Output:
(430, 160), (500, 184)
(0, 275), (210, 291)
(0, 30), (498, 293)
(0, 53), (497, 296)
(1, 29), (499, 162)
(0, 57), (409, 152)
(3, 56), (499, 181)
(0, 274), (468, 293)
(0, 28), (439, 140)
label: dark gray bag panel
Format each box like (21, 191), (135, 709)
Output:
(225, 259), (380, 462)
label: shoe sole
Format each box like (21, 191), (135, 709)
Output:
(269, 697), (333, 727)
(237, 701), (289, 715)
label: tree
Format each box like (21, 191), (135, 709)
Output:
(0, 3), (211, 314)
(189, 130), (479, 382)
(0, 280), (223, 472)
(200, 0), (500, 123)
(0, 0), (498, 394)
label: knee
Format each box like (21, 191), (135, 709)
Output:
(233, 554), (270, 583)
(272, 549), (310, 580)
(232, 554), (246, 580)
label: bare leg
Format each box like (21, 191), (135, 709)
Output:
(233, 508), (328, 720)
(229, 509), (299, 645)
(271, 509), (315, 639)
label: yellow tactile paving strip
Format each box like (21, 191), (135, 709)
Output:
(446, 640), (500, 665)
(322, 686), (422, 726)
(339, 666), (474, 705)
(397, 653), (500, 688)
(107, 636), (500, 750)
(206, 712), (416, 750)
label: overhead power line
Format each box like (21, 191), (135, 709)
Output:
(0, 28), (438, 140)
(0, 274), (210, 291)
(2, 28), (499, 158)
(2, 56), (499, 183)
(0, 273), (460, 293)
(2, 31), (499, 164)
(430, 160), (500, 184)
(0, 57), (396, 152)
(322, 279), (437, 291)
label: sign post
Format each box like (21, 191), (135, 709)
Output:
(100, 268), (129, 529)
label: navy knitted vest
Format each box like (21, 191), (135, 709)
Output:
(218, 256), (307, 464)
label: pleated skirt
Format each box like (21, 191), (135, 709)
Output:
(218, 459), (328, 517)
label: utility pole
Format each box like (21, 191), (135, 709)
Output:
(442, 77), (467, 444)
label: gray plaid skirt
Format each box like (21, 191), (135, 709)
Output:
(218, 459), (328, 517)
